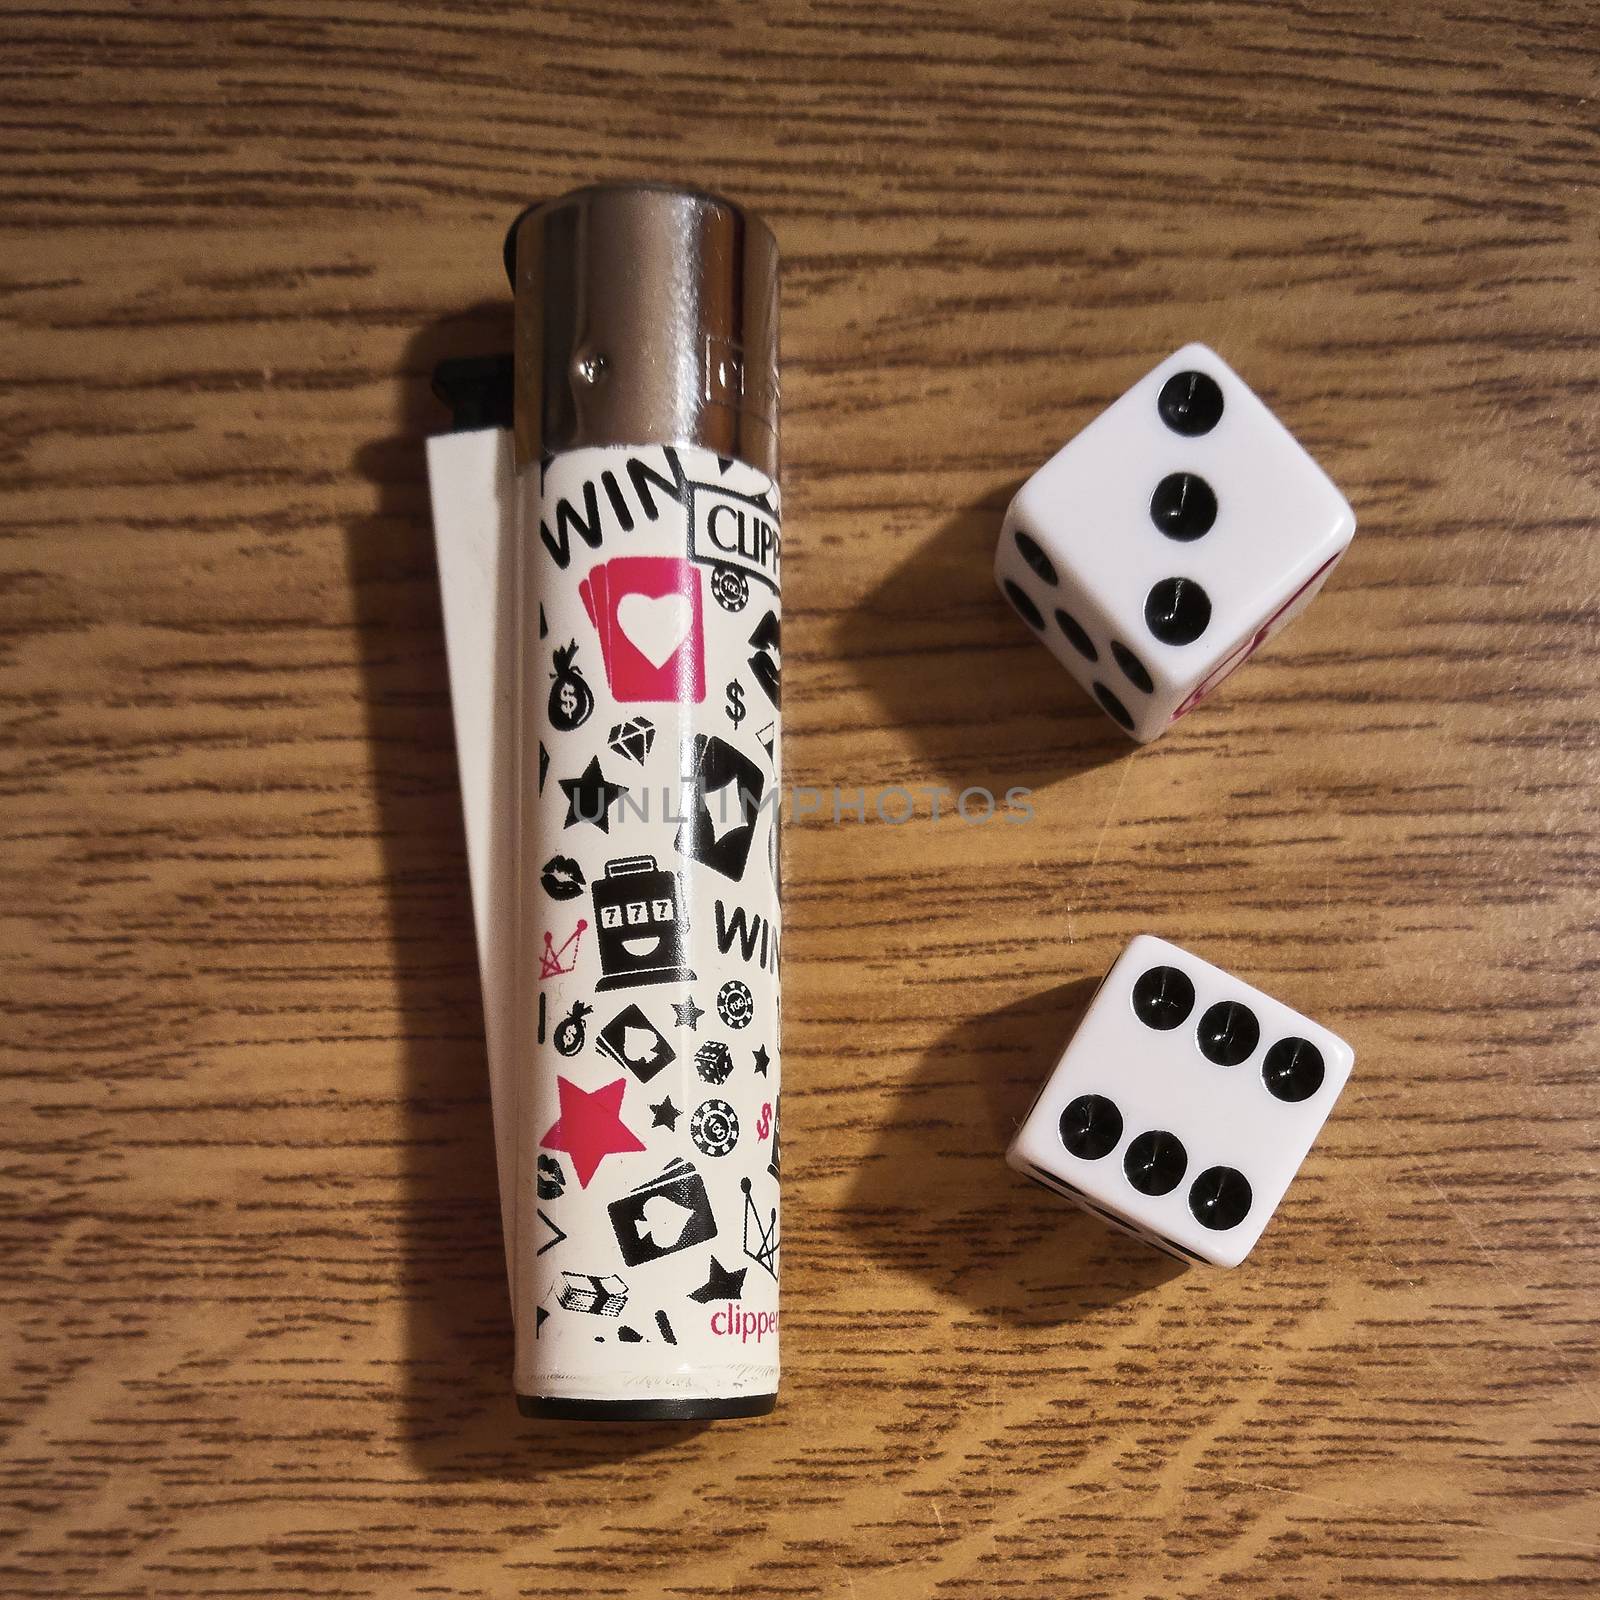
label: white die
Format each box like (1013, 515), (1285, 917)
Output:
(995, 344), (1355, 742)
(1006, 935), (1353, 1266)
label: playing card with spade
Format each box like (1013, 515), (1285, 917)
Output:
(596, 1002), (676, 1082)
(674, 733), (767, 882)
(579, 555), (706, 704)
(607, 1158), (718, 1266)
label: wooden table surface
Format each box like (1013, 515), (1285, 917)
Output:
(4, 3), (1598, 1595)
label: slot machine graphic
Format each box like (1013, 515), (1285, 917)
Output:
(592, 855), (696, 991)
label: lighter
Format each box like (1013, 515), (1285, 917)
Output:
(508, 184), (781, 1418)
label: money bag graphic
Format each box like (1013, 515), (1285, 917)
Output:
(553, 1000), (591, 1057)
(548, 640), (595, 732)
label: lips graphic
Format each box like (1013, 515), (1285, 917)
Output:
(541, 854), (586, 900)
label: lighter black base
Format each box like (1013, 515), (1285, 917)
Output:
(517, 1392), (776, 1421)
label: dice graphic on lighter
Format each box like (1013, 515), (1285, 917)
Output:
(995, 344), (1356, 741)
(1006, 936), (1353, 1267)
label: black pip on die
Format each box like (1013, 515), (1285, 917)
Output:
(1007, 936), (1353, 1266)
(511, 186), (782, 1419)
(995, 344), (1356, 741)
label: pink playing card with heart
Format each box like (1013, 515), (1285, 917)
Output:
(579, 556), (705, 703)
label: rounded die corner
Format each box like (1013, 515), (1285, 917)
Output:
(1317, 1034), (1357, 1097)
(1198, 1234), (1255, 1271)
(1163, 338), (1228, 375)
(1006, 471), (1057, 537)
(1166, 1204), (1269, 1270)
(1009, 1093), (1059, 1155)
(1119, 931), (1197, 973)
(1332, 500), (1358, 551)
(1121, 710), (1168, 747)
(1147, 341), (1244, 409)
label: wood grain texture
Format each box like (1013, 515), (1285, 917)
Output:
(2, 1), (1597, 1594)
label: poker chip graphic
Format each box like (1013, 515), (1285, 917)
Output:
(548, 641), (595, 731)
(694, 1039), (734, 1084)
(711, 566), (749, 612)
(690, 1099), (740, 1158)
(717, 979), (754, 1030)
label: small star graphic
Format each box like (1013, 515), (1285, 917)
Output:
(687, 1254), (747, 1303)
(559, 755), (627, 833)
(650, 1096), (680, 1131)
(672, 995), (705, 1030)
(752, 1044), (771, 1077)
(540, 1075), (645, 1187)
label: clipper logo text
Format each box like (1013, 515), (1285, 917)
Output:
(688, 483), (781, 593)
(711, 1307), (779, 1344)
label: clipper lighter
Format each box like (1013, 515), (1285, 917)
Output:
(509, 185), (781, 1418)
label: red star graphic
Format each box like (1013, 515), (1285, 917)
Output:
(540, 1075), (645, 1188)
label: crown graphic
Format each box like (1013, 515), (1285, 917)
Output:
(739, 1176), (778, 1278)
(540, 918), (588, 979)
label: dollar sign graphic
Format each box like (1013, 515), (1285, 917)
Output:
(725, 679), (746, 728)
(559, 682), (578, 720)
(757, 1101), (771, 1139)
